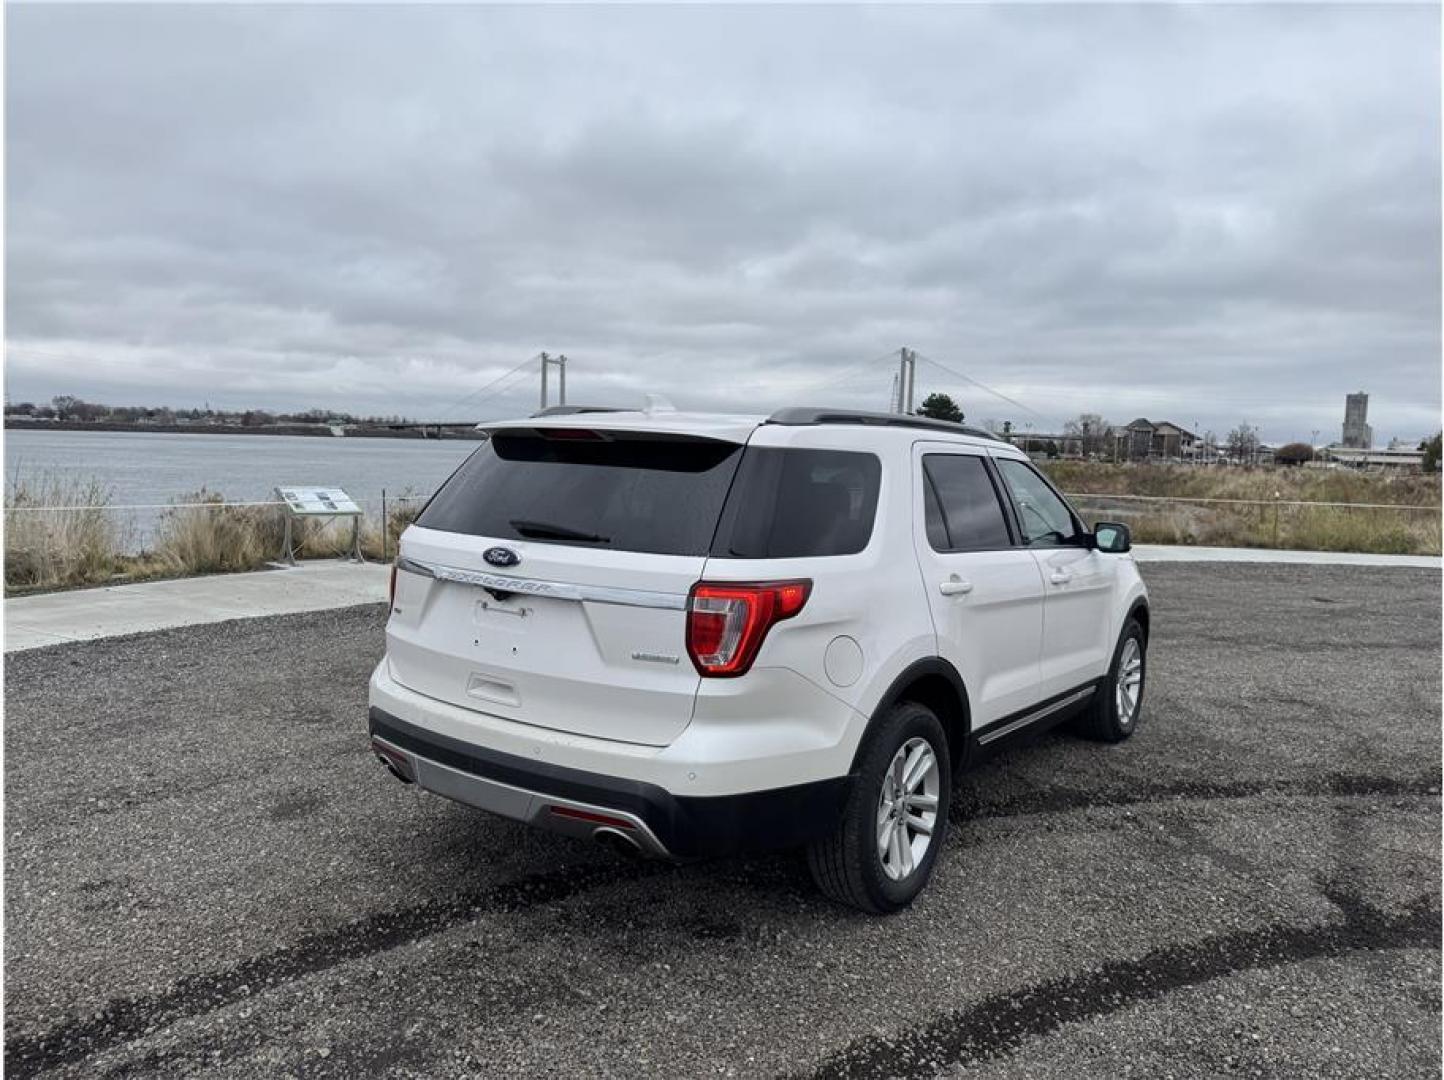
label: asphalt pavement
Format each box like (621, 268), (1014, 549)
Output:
(3, 563), (1440, 1078)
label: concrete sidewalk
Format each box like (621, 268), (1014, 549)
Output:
(4, 560), (390, 652)
(3, 546), (1438, 653)
(1131, 544), (1441, 569)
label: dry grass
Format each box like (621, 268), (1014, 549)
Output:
(5, 481), (428, 595)
(1043, 460), (1441, 507)
(1064, 465), (1441, 556)
(4, 474), (127, 590)
(151, 490), (426, 570)
(149, 489), (284, 576)
(1111, 507), (1439, 555)
(358, 493), (424, 561)
(361, 502), (421, 560)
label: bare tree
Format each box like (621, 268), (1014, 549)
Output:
(1063, 413), (1112, 457)
(1225, 424), (1261, 465)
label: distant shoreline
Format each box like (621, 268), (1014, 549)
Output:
(4, 419), (486, 440)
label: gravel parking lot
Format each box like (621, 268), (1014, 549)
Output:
(5, 563), (1440, 1078)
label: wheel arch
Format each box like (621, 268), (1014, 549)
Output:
(1126, 597), (1150, 644)
(852, 657), (973, 775)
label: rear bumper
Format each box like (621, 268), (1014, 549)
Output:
(370, 708), (852, 859)
(369, 656), (869, 796)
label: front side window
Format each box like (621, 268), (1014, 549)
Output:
(994, 458), (1080, 547)
(922, 454), (1012, 551)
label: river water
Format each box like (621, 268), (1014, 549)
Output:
(4, 428), (479, 547)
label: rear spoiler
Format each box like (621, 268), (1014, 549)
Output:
(528, 406), (629, 418)
(477, 412), (761, 444)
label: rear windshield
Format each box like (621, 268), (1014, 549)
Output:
(711, 447), (881, 558)
(416, 435), (881, 559)
(416, 433), (743, 556)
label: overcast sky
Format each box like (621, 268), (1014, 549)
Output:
(6, 4), (1440, 443)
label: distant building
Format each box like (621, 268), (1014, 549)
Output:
(1115, 418), (1199, 461)
(1342, 392), (1372, 449)
(1320, 445), (1424, 471)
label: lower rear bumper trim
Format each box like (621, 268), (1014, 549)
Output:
(368, 707), (851, 859)
(373, 734), (673, 856)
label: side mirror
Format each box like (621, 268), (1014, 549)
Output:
(1092, 521), (1132, 554)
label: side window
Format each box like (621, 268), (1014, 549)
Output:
(922, 454), (1013, 552)
(994, 458), (1080, 547)
(923, 470), (950, 550)
(712, 448), (881, 558)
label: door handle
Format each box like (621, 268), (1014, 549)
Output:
(1049, 570), (1072, 586)
(938, 576), (974, 596)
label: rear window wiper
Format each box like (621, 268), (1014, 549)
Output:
(509, 518), (611, 544)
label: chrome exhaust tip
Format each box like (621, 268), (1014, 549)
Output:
(593, 826), (644, 859)
(372, 740), (415, 784)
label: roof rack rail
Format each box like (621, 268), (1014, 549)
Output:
(765, 407), (1001, 441)
(530, 405), (631, 418)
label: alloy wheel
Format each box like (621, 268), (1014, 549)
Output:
(1116, 637), (1144, 726)
(875, 737), (940, 881)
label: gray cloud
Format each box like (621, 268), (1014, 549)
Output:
(5, 4), (1440, 443)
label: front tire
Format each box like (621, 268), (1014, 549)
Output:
(1074, 617), (1146, 742)
(807, 701), (951, 914)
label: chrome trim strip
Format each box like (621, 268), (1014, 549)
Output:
(977, 686), (1095, 746)
(372, 736), (672, 858)
(394, 556), (687, 611)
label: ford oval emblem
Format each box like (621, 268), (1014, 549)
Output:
(483, 546), (520, 568)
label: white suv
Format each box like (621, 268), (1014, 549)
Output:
(369, 406), (1149, 913)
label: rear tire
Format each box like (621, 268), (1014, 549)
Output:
(1073, 618), (1146, 743)
(807, 701), (951, 914)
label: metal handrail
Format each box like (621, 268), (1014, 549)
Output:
(4, 494), (428, 512)
(3, 491), (1437, 513)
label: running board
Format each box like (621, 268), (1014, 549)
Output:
(976, 686), (1096, 747)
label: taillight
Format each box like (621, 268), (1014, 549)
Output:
(686, 580), (811, 677)
(388, 562), (398, 607)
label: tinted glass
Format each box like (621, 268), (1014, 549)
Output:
(713, 448), (881, 558)
(995, 458), (1079, 546)
(923, 471), (950, 550)
(922, 454), (1012, 551)
(416, 433), (742, 556)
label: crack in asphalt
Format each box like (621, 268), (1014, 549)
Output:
(798, 884), (1441, 1080)
(9, 772), (1436, 1077)
(952, 772), (1440, 822)
(2, 859), (671, 1079)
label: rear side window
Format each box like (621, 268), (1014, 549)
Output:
(712, 448), (881, 558)
(922, 454), (1013, 551)
(416, 433), (742, 556)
